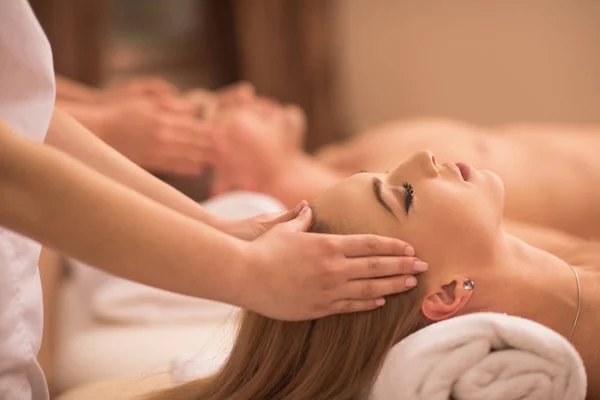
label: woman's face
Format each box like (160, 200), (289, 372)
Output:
(313, 150), (505, 271)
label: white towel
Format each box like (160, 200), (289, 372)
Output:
(91, 279), (240, 325)
(83, 192), (286, 325)
(371, 312), (587, 400)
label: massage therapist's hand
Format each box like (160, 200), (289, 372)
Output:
(99, 98), (224, 175)
(100, 76), (180, 102)
(220, 207), (306, 241)
(239, 202), (426, 321)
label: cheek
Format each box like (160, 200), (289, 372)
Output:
(241, 114), (265, 132)
(407, 197), (498, 264)
(286, 107), (306, 134)
(447, 201), (498, 245)
(230, 109), (266, 128)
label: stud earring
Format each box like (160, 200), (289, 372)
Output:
(463, 280), (475, 291)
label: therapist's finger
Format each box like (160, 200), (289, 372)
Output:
(175, 127), (224, 153)
(154, 118), (224, 155)
(156, 96), (190, 114)
(331, 234), (415, 258)
(218, 81), (256, 106)
(342, 275), (419, 301)
(133, 77), (179, 97)
(260, 201), (307, 225)
(345, 256), (426, 280)
(330, 298), (387, 314)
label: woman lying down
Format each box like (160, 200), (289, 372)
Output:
(211, 96), (600, 240)
(64, 150), (599, 399)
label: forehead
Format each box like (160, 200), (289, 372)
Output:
(313, 173), (397, 236)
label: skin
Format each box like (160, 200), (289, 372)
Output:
(56, 75), (222, 176)
(210, 98), (600, 239)
(1, 110), (422, 321)
(37, 248), (62, 396)
(210, 98), (307, 196)
(56, 76), (600, 240)
(45, 108), (223, 230)
(316, 119), (600, 239)
(55, 75), (179, 103)
(56, 151), (600, 399)
(55, 77), (277, 177)
(313, 151), (600, 399)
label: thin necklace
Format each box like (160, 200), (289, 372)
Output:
(566, 263), (581, 342)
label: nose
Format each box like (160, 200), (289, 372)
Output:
(412, 150), (439, 177)
(388, 150), (439, 184)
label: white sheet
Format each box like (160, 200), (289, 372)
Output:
(91, 280), (239, 325)
(71, 192), (285, 325)
(54, 276), (238, 392)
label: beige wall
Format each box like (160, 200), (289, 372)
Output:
(335, 1), (600, 133)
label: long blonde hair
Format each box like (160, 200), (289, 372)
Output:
(149, 214), (427, 400)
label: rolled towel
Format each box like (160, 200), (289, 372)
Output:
(371, 312), (587, 400)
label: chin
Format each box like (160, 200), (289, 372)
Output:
(481, 169), (505, 208)
(284, 106), (307, 134)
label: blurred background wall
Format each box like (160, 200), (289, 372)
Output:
(335, 0), (600, 133)
(29, 0), (600, 149)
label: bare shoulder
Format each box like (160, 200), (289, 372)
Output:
(562, 240), (600, 268)
(55, 373), (173, 400)
(503, 219), (600, 265)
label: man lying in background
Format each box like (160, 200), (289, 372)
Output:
(55, 75), (258, 178)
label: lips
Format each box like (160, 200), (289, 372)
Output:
(455, 162), (471, 181)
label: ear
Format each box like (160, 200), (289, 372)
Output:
(421, 277), (474, 321)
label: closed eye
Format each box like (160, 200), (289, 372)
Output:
(390, 183), (414, 215)
(401, 182), (414, 214)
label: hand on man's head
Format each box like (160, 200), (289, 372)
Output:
(100, 98), (224, 176)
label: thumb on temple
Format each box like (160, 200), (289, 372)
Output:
(271, 201), (312, 233)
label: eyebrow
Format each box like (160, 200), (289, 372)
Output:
(372, 178), (397, 219)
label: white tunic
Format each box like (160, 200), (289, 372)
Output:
(0, 1), (56, 399)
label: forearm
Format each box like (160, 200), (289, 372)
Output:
(55, 75), (100, 103)
(44, 107), (224, 229)
(55, 100), (107, 137)
(263, 155), (345, 207)
(0, 119), (246, 304)
(38, 248), (63, 394)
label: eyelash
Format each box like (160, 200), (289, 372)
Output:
(402, 182), (414, 214)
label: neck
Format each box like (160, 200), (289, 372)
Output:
(471, 232), (579, 341)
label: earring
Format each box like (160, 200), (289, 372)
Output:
(463, 280), (475, 291)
